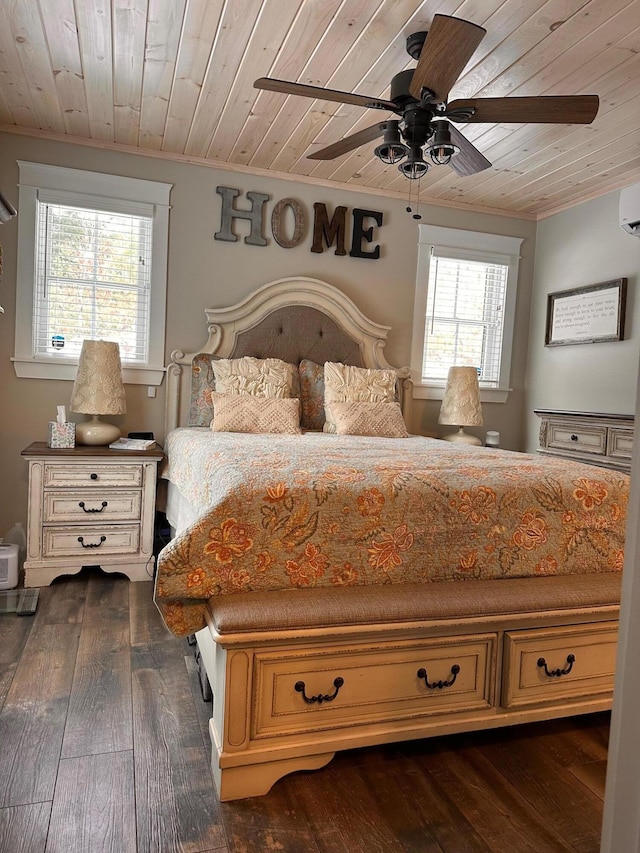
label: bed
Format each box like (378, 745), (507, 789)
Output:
(154, 275), (627, 801)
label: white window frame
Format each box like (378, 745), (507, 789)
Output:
(13, 161), (172, 385)
(411, 224), (523, 403)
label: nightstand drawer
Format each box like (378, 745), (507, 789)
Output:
(608, 428), (633, 460)
(42, 524), (140, 557)
(44, 463), (143, 489)
(43, 491), (142, 523)
(547, 422), (606, 456)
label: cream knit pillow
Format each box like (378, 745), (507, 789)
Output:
(210, 393), (301, 434)
(330, 401), (409, 437)
(323, 362), (398, 433)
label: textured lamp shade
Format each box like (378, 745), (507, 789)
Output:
(70, 340), (127, 445)
(438, 366), (483, 446)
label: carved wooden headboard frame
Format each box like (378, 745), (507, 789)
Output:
(164, 276), (412, 436)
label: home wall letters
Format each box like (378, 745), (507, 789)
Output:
(214, 186), (383, 260)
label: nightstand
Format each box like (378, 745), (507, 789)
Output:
(21, 442), (165, 587)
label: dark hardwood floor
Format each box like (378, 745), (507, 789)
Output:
(0, 570), (609, 853)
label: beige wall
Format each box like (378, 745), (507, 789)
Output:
(0, 131), (535, 538)
(525, 191), (640, 452)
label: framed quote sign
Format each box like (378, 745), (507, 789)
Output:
(545, 278), (627, 346)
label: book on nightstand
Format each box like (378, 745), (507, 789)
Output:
(108, 437), (157, 450)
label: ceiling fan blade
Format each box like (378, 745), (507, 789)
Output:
(254, 78), (397, 111)
(448, 124), (491, 176)
(446, 95), (600, 124)
(307, 123), (387, 160)
(409, 15), (486, 103)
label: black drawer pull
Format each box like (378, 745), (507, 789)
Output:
(417, 664), (460, 690)
(570, 434), (578, 442)
(77, 535), (106, 549)
(90, 472), (98, 480)
(294, 677), (344, 705)
(537, 653), (575, 677)
(79, 501), (108, 513)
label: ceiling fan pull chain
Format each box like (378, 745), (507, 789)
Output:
(413, 176), (423, 220)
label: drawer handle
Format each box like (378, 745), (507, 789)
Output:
(570, 434), (578, 442)
(90, 473), (98, 480)
(79, 501), (108, 513)
(77, 535), (106, 549)
(417, 664), (461, 690)
(537, 653), (575, 678)
(294, 677), (344, 705)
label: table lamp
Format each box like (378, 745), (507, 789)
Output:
(438, 366), (483, 445)
(70, 340), (127, 445)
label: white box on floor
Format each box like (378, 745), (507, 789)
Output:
(0, 542), (19, 589)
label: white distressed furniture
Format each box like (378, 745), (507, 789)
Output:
(162, 276), (622, 800)
(22, 442), (164, 587)
(535, 409), (634, 473)
(197, 575), (619, 800)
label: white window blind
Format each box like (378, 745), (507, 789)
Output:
(411, 225), (523, 402)
(34, 201), (153, 364)
(422, 249), (509, 387)
(14, 162), (171, 384)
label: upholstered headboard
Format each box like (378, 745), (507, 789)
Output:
(164, 276), (412, 436)
(218, 304), (366, 366)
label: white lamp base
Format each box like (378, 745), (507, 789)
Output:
(441, 427), (482, 446)
(75, 416), (121, 446)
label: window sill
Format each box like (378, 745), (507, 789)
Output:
(412, 383), (510, 404)
(12, 357), (165, 385)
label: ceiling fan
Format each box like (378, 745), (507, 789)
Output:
(254, 14), (599, 180)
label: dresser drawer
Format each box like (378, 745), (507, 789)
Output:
(253, 634), (495, 738)
(547, 421), (606, 456)
(608, 427), (633, 461)
(502, 623), (617, 709)
(42, 524), (140, 557)
(44, 463), (143, 489)
(43, 491), (142, 523)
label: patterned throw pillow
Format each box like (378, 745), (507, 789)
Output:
(323, 362), (398, 433)
(213, 356), (296, 398)
(298, 359), (325, 431)
(210, 393), (302, 434)
(329, 401), (409, 438)
(188, 353), (217, 426)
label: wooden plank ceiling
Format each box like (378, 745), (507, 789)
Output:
(0, 0), (638, 219)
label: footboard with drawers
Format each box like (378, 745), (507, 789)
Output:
(194, 573), (620, 801)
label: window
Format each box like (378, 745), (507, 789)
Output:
(411, 225), (523, 402)
(14, 162), (172, 384)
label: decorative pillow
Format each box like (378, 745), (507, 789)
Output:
(213, 356), (296, 399)
(324, 362), (398, 433)
(210, 393), (302, 434)
(330, 401), (409, 438)
(298, 359), (325, 431)
(188, 353), (217, 426)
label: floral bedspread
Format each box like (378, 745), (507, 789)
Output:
(154, 428), (629, 637)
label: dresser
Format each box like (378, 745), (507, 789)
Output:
(21, 442), (164, 587)
(534, 409), (634, 473)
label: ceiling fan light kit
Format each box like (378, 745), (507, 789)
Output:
(254, 14), (600, 185)
(399, 145), (430, 180)
(424, 121), (460, 166)
(373, 120), (408, 165)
